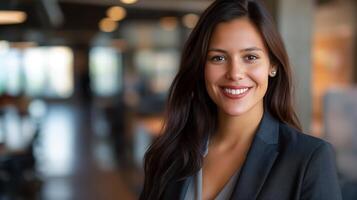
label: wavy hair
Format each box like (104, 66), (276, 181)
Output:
(140, 0), (301, 199)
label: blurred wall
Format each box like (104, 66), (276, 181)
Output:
(278, 0), (314, 133)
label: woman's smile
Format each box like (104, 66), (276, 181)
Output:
(220, 86), (252, 99)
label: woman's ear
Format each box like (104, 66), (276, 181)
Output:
(269, 65), (278, 77)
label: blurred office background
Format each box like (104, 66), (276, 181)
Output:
(0, 0), (356, 199)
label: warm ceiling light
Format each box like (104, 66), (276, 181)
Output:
(10, 41), (38, 48)
(120, 0), (138, 5)
(160, 17), (178, 31)
(182, 13), (199, 29)
(0, 11), (27, 24)
(99, 18), (118, 32)
(107, 6), (126, 21)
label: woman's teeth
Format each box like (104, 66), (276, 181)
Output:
(224, 88), (249, 95)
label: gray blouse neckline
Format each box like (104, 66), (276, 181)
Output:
(183, 137), (240, 200)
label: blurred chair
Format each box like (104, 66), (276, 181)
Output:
(0, 106), (42, 199)
(323, 87), (357, 200)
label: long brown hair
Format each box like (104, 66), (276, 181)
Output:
(140, 0), (301, 199)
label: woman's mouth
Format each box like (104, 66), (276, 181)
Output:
(220, 86), (251, 99)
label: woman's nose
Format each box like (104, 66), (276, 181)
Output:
(225, 59), (244, 81)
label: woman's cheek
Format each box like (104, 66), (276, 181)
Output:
(250, 66), (270, 86)
(205, 65), (223, 82)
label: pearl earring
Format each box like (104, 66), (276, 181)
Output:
(270, 70), (277, 77)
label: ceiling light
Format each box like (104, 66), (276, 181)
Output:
(107, 6), (126, 21)
(182, 13), (199, 29)
(120, 0), (138, 4)
(0, 11), (27, 25)
(99, 18), (118, 32)
(10, 41), (37, 48)
(159, 17), (178, 31)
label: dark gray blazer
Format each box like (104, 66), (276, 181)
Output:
(162, 112), (342, 200)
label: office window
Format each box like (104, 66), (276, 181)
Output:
(23, 46), (74, 98)
(134, 49), (179, 94)
(89, 47), (122, 97)
(23, 48), (47, 97)
(0, 49), (22, 96)
(47, 47), (74, 98)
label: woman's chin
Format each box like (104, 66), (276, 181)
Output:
(220, 107), (249, 117)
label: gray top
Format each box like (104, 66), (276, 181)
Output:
(183, 138), (240, 200)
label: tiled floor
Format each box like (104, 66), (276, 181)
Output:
(36, 102), (137, 200)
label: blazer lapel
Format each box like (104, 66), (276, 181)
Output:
(230, 112), (280, 200)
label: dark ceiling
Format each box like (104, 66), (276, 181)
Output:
(0, 0), (210, 45)
(0, 0), (333, 45)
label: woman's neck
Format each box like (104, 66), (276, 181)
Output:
(211, 104), (264, 151)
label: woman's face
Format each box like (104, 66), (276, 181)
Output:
(205, 17), (276, 117)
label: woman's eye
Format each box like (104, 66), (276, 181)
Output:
(244, 55), (259, 62)
(210, 55), (226, 62)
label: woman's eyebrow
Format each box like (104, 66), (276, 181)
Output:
(207, 48), (227, 53)
(241, 47), (264, 52)
(208, 47), (264, 53)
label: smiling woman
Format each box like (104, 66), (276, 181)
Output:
(205, 18), (275, 118)
(140, 0), (342, 200)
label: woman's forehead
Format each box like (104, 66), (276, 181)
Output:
(208, 18), (267, 52)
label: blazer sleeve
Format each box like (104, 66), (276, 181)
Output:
(301, 142), (342, 200)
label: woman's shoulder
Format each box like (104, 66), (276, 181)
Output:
(277, 122), (335, 160)
(276, 122), (341, 199)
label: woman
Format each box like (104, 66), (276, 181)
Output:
(140, 0), (342, 199)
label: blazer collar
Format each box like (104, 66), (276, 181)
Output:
(164, 111), (280, 200)
(230, 111), (280, 199)
(253, 111), (279, 145)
